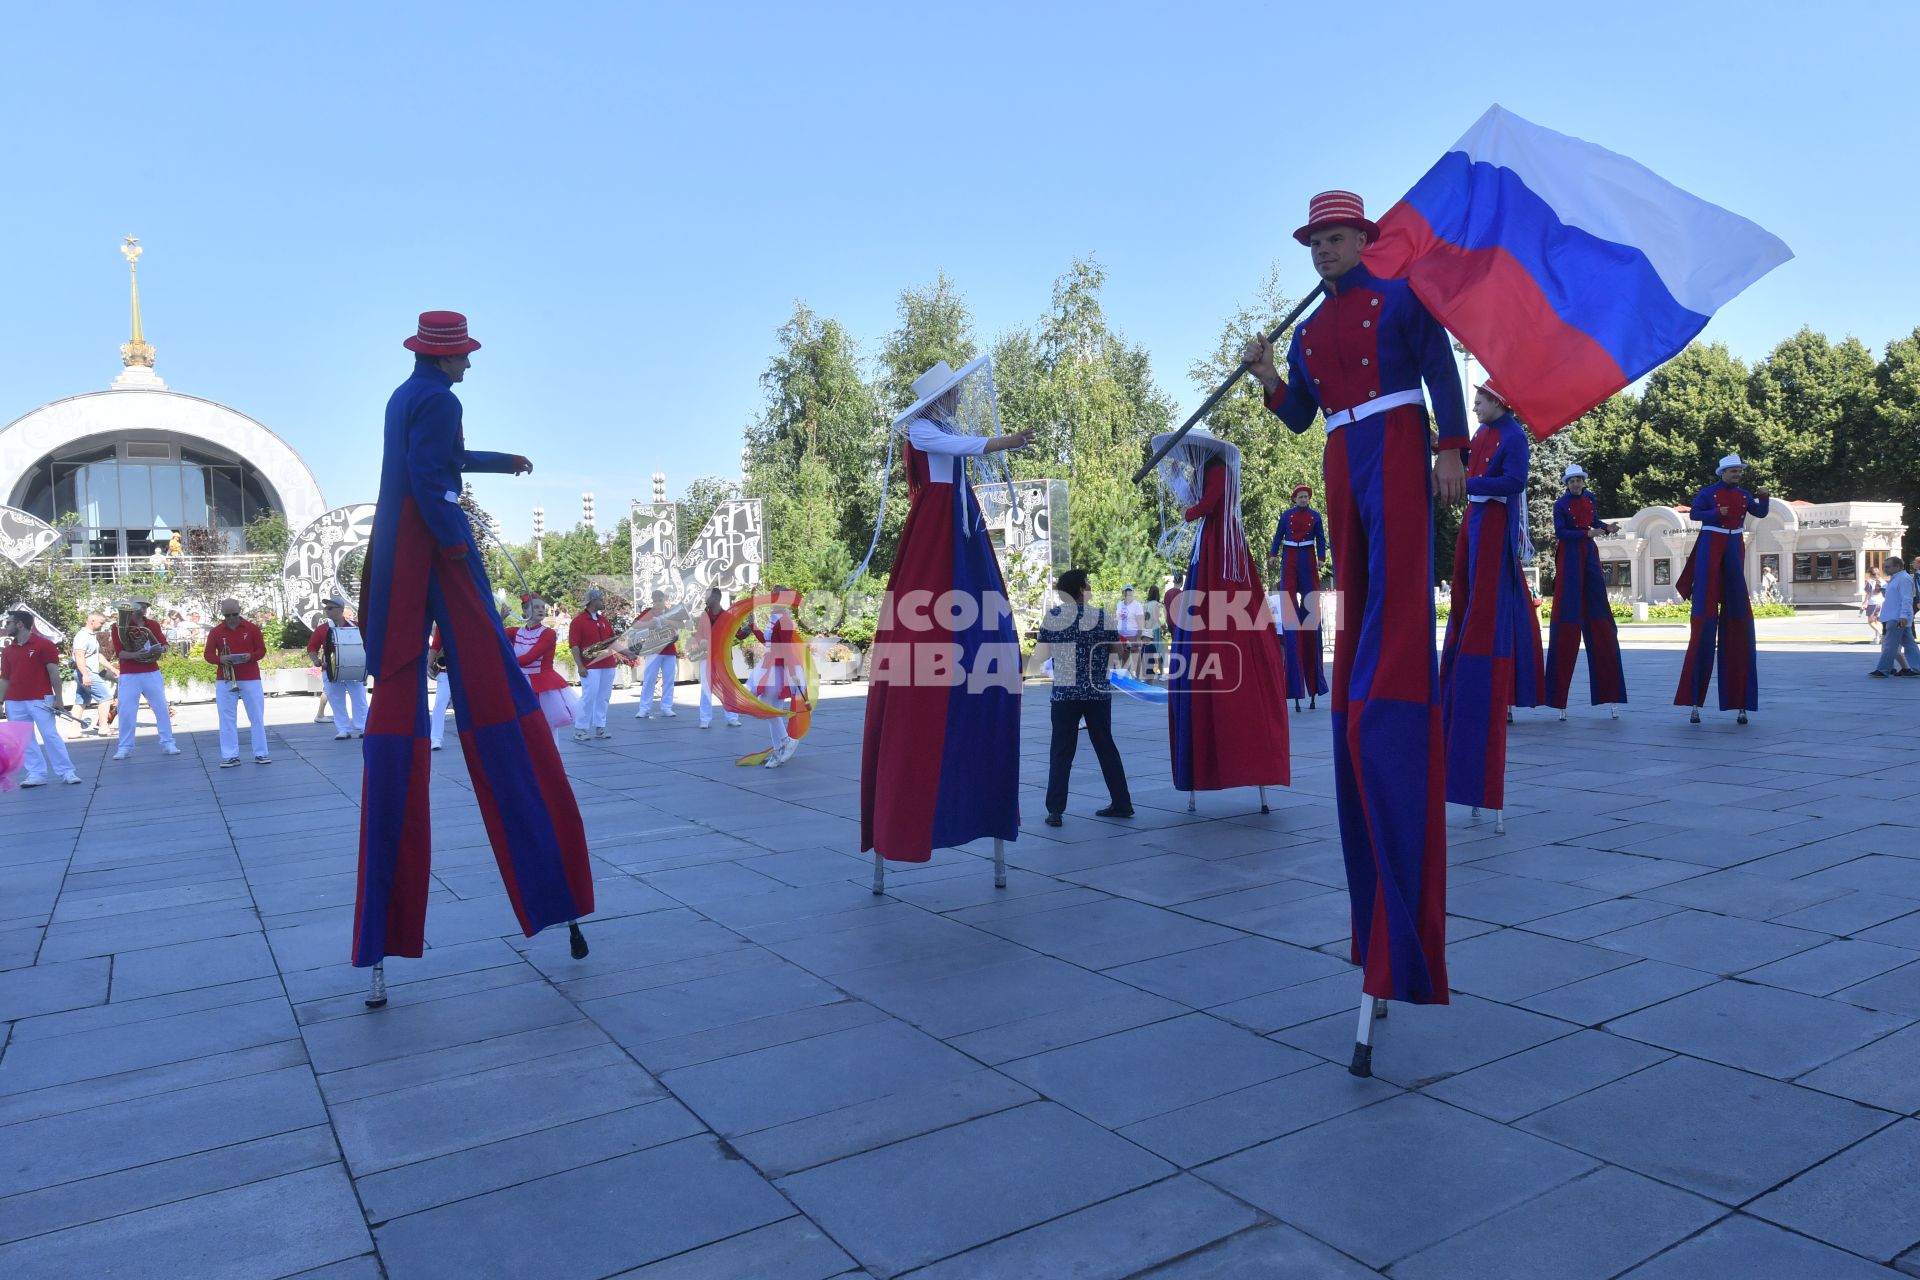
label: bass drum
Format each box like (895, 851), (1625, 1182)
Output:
(325, 625), (368, 683)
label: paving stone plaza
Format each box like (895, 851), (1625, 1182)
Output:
(3, 641), (1918, 1278)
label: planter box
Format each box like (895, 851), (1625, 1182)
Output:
(165, 678), (219, 705)
(263, 669), (320, 697)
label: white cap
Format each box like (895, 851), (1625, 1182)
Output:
(1718, 454), (1744, 472)
(1563, 464), (1587, 481)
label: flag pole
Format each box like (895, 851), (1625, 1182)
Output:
(1131, 282), (1327, 484)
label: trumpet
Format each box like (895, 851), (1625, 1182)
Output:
(220, 639), (239, 693)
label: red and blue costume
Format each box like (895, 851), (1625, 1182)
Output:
(1674, 480), (1767, 711)
(860, 414), (1022, 862)
(353, 356), (592, 967)
(1440, 409), (1544, 809)
(1269, 497), (1329, 700)
(1547, 491), (1627, 708)
(1262, 261), (1464, 1006)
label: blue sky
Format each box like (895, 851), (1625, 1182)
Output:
(2, 1), (1912, 540)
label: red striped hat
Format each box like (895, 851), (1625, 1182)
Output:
(1294, 190), (1380, 246)
(1477, 380), (1510, 408)
(1292, 484), (1313, 500)
(404, 311), (482, 356)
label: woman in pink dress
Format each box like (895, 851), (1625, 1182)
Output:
(507, 596), (579, 741)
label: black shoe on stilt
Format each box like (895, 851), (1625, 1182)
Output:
(1737, 711), (1749, 725)
(1293, 699), (1301, 713)
(1309, 695), (1316, 710)
(568, 922), (589, 959)
(1689, 708), (1701, 724)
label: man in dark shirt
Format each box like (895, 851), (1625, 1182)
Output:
(1036, 569), (1133, 826)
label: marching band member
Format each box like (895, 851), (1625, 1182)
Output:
(2, 609), (82, 786)
(1159, 427), (1290, 802)
(308, 596), (367, 739)
(1548, 465), (1627, 716)
(205, 598), (271, 767)
(693, 587), (741, 728)
(1439, 382), (1544, 815)
(1244, 190), (1466, 1009)
(1675, 454), (1770, 723)
(1269, 483), (1329, 711)
(568, 586), (618, 740)
(860, 358), (1028, 862)
(750, 588), (807, 768)
(635, 589), (680, 719)
(507, 595), (579, 742)
(108, 597), (179, 759)
(353, 310), (592, 981)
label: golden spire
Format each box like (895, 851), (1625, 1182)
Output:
(119, 235), (156, 369)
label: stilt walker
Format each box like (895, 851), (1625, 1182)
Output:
(1244, 191), (1465, 1068)
(859, 358), (1030, 892)
(1440, 382), (1543, 830)
(354, 312), (592, 1006)
(1674, 455), (1769, 723)
(1157, 428), (1290, 813)
(1270, 484), (1329, 712)
(1547, 465), (1626, 718)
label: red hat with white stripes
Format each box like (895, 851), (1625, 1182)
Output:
(1294, 190), (1380, 246)
(1291, 484), (1314, 500)
(404, 311), (482, 356)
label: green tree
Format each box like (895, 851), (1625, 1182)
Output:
(1872, 328), (1920, 556)
(1526, 427), (1583, 584)
(676, 476), (739, 543)
(877, 274), (978, 413)
(1567, 392), (1639, 512)
(1748, 327), (1878, 501)
(1618, 342), (1764, 507)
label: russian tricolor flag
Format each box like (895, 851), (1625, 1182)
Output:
(1365, 105), (1792, 439)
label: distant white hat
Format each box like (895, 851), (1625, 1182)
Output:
(1563, 464), (1587, 481)
(1718, 454), (1744, 472)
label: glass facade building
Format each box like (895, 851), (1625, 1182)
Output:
(13, 435), (279, 558)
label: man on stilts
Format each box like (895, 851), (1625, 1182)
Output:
(1547, 464), (1626, 718)
(1270, 483), (1329, 711)
(1439, 381), (1544, 827)
(1674, 454), (1769, 723)
(353, 312), (593, 1006)
(1245, 192), (1467, 1070)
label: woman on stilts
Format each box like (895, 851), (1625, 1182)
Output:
(1674, 455), (1769, 723)
(1269, 483), (1329, 711)
(1547, 465), (1626, 718)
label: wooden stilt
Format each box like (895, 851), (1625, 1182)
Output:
(1257, 785), (1270, 815)
(365, 963), (387, 1009)
(993, 837), (1006, 889)
(1349, 993), (1378, 1077)
(871, 851), (886, 895)
(1494, 809), (1506, 835)
(1186, 792), (1197, 814)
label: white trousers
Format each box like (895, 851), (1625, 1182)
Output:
(580, 667), (614, 729)
(323, 677), (367, 732)
(430, 673), (452, 747)
(6, 698), (75, 781)
(640, 653), (677, 712)
(697, 660), (739, 725)
(116, 670), (176, 751)
(214, 679), (268, 759)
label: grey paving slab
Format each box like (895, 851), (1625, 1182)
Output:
(373, 1135), (792, 1280)
(1214, 887), (1355, 947)
(967, 897), (1243, 969)
(36, 904), (263, 962)
(832, 951), (1139, 1040)
(1741, 939), (1919, 995)
(612, 1217), (855, 1280)
(1750, 1120), (1920, 1262)
(1002, 1012), (1316, 1128)
(1449, 872), (1613, 925)
(776, 1102), (1173, 1278)
(1521, 1055), (1893, 1203)
(1445, 926), (1639, 1002)
(1798, 1022), (1920, 1114)
(1593, 909), (1827, 974)
(0, 956), (109, 1022)
(944, 987), (1187, 1065)
(107, 931), (279, 1001)
(661, 1016), (978, 1135)
(1607, 980), (1913, 1078)
(1200, 1093), (1597, 1269)
(315, 1018), (611, 1105)
(580, 959), (845, 1044)
(1424, 1028), (1671, 1123)
(300, 980), (582, 1074)
(1837, 958), (1920, 1016)
(1518, 958), (1719, 1025)
(1275, 993), (1578, 1088)
(1639, 867), (1848, 919)
(1387, 1165), (1725, 1280)
(1102, 935), (1349, 1008)
(730, 1068), (1036, 1179)
(1773, 892), (1920, 936)
(1805, 853), (1920, 899)
(1132, 1223), (1378, 1278)
(0, 994), (297, 1092)
(1117, 1060), (1399, 1166)
(1618, 1213), (1905, 1279)
(905, 1174), (1260, 1280)
(0, 1163), (371, 1280)
(354, 1098), (706, 1223)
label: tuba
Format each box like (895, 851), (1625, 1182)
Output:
(578, 615), (631, 665)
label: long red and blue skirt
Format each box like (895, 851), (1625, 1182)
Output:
(352, 501), (594, 967)
(1440, 498), (1545, 811)
(1673, 530), (1758, 711)
(1322, 409), (1448, 1005)
(1547, 536), (1626, 708)
(1278, 542), (1328, 699)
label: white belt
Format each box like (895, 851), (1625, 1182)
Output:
(1281, 539), (1316, 547)
(1699, 525), (1740, 533)
(1322, 388), (1425, 431)
(1468, 494), (1506, 504)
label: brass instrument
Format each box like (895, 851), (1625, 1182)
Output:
(577, 615), (632, 665)
(117, 610), (165, 664)
(220, 637), (239, 693)
(581, 608), (688, 664)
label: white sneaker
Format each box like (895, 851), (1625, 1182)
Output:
(726, 716), (741, 727)
(662, 710), (677, 718)
(762, 753), (783, 769)
(20, 777), (46, 788)
(594, 728), (612, 740)
(572, 730), (590, 743)
(61, 774), (82, 785)
(699, 720), (712, 729)
(335, 731), (352, 740)
(112, 750), (130, 761)
(161, 744), (180, 756)
(431, 742), (444, 751)
(776, 738), (800, 763)
(634, 710), (653, 720)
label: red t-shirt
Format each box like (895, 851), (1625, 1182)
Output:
(2, 633), (59, 701)
(112, 621), (165, 673)
(203, 620), (267, 681)
(569, 611), (618, 670)
(307, 621), (333, 654)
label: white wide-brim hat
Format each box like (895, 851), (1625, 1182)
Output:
(1718, 454), (1744, 472)
(1563, 464), (1587, 481)
(1150, 426), (1241, 471)
(892, 355), (992, 429)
